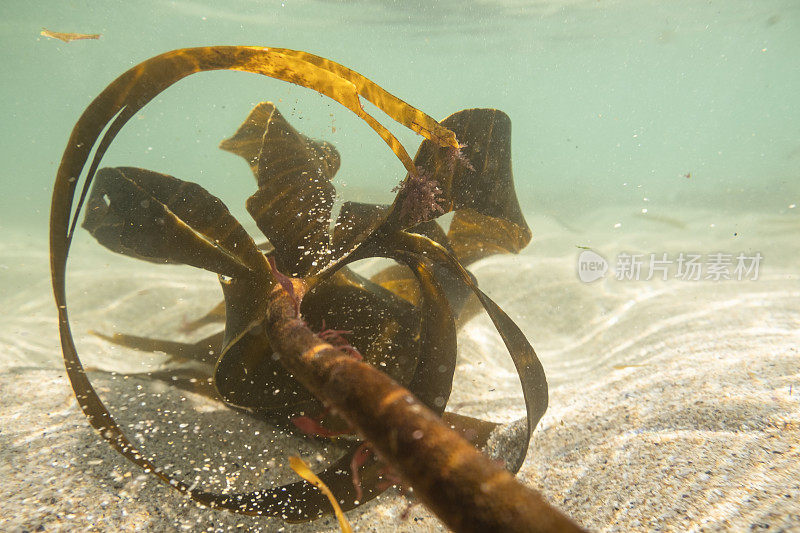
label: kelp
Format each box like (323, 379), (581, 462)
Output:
(50, 46), (583, 532)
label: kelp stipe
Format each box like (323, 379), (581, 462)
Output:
(50, 46), (584, 532)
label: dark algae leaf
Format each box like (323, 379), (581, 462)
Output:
(389, 108), (531, 248)
(448, 207), (532, 265)
(50, 46), (584, 532)
(220, 101), (341, 186)
(221, 102), (341, 277)
(387, 251), (458, 413)
(331, 201), (391, 263)
(82, 166), (265, 277)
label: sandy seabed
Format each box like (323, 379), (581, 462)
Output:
(1, 205), (798, 532)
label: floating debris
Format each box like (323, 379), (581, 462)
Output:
(41, 28), (101, 42)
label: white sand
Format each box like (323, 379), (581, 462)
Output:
(1, 205), (798, 531)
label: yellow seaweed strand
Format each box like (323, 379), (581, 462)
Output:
(270, 48), (460, 150)
(289, 456), (353, 533)
(230, 47), (422, 174)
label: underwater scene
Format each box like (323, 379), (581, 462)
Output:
(1, 0), (798, 531)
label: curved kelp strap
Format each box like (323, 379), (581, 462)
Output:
(386, 231), (548, 472)
(388, 251), (459, 414)
(50, 47), (454, 521)
(271, 48), (459, 151)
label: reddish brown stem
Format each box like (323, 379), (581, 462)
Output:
(264, 280), (585, 533)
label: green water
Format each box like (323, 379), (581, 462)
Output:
(1, 0), (798, 234)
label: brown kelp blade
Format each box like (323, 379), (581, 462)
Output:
(220, 101), (341, 186)
(82, 167), (265, 277)
(369, 263), (420, 305)
(441, 412), (502, 449)
(212, 311), (314, 413)
(334, 217), (463, 412)
(240, 104), (339, 277)
(368, 219), (478, 318)
(448, 208), (532, 266)
(223, 102), (388, 278)
(380, 231), (547, 472)
(389, 252), (458, 413)
(41, 28), (101, 42)
(369, 259), (478, 326)
(387, 108), (532, 258)
(365, 219), (451, 306)
(270, 48), (459, 153)
(222, 102), (389, 280)
(51, 46), (455, 521)
(81, 165), (273, 366)
(301, 268), (422, 387)
(330, 201), (391, 270)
